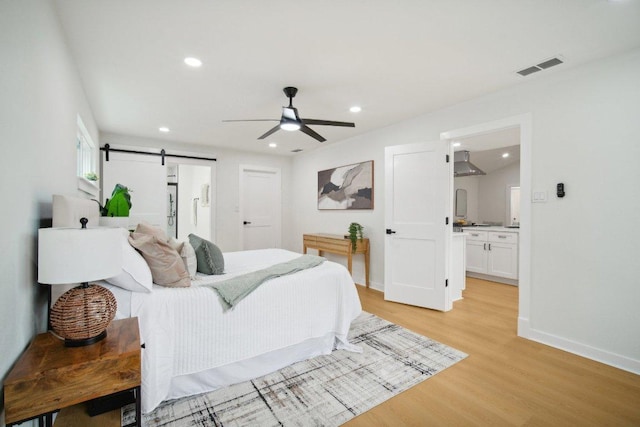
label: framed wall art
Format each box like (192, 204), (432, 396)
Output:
(317, 160), (373, 210)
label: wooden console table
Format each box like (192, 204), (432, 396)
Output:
(303, 233), (370, 287)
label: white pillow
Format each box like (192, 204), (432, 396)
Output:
(105, 229), (153, 292)
(170, 238), (198, 280)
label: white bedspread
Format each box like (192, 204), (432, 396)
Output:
(112, 248), (362, 413)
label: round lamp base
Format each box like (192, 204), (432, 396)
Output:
(50, 283), (117, 347)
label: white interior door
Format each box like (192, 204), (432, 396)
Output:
(102, 151), (166, 228)
(384, 141), (451, 311)
(240, 165), (281, 250)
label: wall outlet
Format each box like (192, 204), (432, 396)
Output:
(532, 191), (547, 203)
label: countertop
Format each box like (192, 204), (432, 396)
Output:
(455, 225), (520, 233)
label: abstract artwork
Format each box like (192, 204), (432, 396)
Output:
(317, 160), (373, 209)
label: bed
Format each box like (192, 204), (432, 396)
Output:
(50, 195), (362, 413)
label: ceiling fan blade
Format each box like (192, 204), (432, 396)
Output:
(258, 124), (281, 140)
(301, 118), (355, 127)
(222, 119), (279, 123)
(299, 125), (326, 142)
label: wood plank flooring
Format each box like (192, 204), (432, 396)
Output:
(345, 277), (640, 426)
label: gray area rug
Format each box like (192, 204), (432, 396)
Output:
(143, 312), (467, 426)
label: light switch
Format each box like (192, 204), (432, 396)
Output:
(532, 191), (547, 203)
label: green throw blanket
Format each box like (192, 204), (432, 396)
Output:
(210, 255), (325, 310)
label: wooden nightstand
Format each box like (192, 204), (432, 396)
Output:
(4, 317), (141, 427)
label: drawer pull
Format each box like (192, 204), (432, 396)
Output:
(471, 233), (479, 236)
(498, 235), (507, 239)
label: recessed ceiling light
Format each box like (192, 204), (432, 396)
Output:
(268, 143), (277, 148)
(184, 57), (202, 67)
(349, 106), (362, 113)
(502, 153), (509, 158)
(453, 142), (461, 147)
(159, 126), (170, 133)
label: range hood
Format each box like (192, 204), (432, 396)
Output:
(454, 151), (486, 177)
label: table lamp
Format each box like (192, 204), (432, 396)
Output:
(38, 218), (122, 347)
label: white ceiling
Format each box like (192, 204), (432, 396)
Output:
(53, 0), (640, 155)
(454, 127), (520, 173)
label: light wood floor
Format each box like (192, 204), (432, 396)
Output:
(345, 278), (640, 426)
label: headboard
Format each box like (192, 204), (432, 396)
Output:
(52, 194), (100, 228)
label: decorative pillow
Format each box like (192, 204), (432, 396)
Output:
(105, 229), (153, 292)
(188, 234), (224, 275)
(134, 221), (168, 242)
(170, 238), (198, 279)
(128, 233), (190, 287)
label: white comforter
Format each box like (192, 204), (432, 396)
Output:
(112, 248), (362, 413)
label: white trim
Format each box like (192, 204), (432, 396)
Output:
(356, 281), (384, 292)
(441, 113), (532, 337)
(519, 318), (640, 375)
(239, 164), (282, 250)
(466, 271), (518, 286)
(77, 176), (99, 197)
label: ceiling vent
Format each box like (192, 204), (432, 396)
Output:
(517, 56), (564, 77)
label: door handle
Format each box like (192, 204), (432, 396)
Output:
(386, 229), (396, 235)
(488, 243), (491, 251)
(243, 221), (252, 225)
(484, 243), (486, 250)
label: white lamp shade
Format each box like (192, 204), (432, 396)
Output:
(38, 227), (122, 285)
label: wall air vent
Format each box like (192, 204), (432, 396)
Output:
(517, 56), (564, 77)
(291, 149), (303, 153)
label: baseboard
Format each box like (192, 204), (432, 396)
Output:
(466, 272), (518, 286)
(355, 281), (384, 292)
(518, 317), (640, 375)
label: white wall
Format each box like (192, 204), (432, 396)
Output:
(290, 49), (640, 372)
(100, 133), (294, 253)
(477, 162), (520, 225)
(0, 1), (100, 424)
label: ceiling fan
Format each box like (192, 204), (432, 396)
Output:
(223, 87), (355, 142)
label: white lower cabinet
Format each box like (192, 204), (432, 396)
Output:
(465, 230), (518, 281)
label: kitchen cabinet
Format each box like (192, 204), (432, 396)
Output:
(465, 229), (518, 282)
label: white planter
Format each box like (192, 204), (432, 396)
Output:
(99, 216), (130, 228)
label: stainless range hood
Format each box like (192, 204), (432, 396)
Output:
(454, 151), (486, 177)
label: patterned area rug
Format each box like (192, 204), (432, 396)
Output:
(143, 312), (467, 426)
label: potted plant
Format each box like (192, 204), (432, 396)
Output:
(348, 222), (364, 253)
(96, 184), (132, 227)
(104, 184), (132, 217)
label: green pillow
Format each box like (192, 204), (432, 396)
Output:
(188, 234), (225, 275)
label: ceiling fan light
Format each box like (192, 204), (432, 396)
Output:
(280, 122), (301, 131)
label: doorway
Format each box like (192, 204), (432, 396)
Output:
(167, 163), (212, 242)
(441, 114), (532, 339)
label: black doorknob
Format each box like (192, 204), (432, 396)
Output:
(243, 221), (252, 225)
(386, 229), (396, 234)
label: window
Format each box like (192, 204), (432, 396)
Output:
(76, 114), (99, 197)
